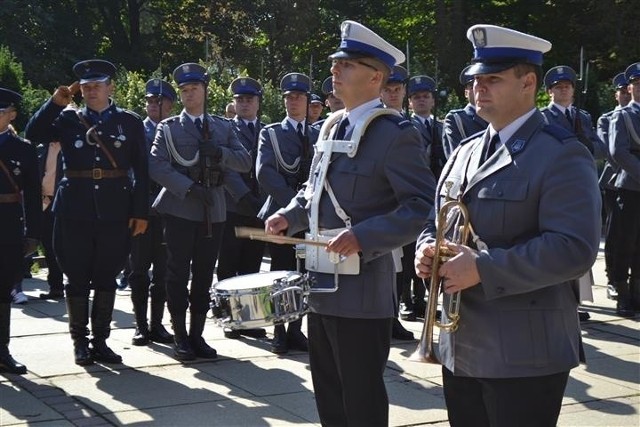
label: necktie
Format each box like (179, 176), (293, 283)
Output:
(335, 117), (349, 140)
(247, 121), (255, 136)
(194, 117), (203, 133)
(485, 133), (500, 161)
(565, 109), (573, 126)
(297, 122), (305, 141)
(424, 117), (432, 134)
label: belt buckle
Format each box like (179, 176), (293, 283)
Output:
(92, 168), (103, 180)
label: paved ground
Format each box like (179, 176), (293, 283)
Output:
(1, 243), (638, 426)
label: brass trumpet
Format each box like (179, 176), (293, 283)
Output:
(409, 199), (471, 364)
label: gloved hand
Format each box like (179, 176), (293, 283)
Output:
(236, 192), (261, 217)
(199, 144), (223, 162)
(23, 237), (39, 257)
(129, 218), (148, 236)
(189, 183), (215, 206)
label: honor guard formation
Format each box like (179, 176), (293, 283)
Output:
(1, 17), (638, 427)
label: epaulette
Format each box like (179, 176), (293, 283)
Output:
(542, 124), (575, 143)
(159, 116), (178, 125)
(210, 113), (226, 121)
(459, 129), (485, 146)
(121, 109), (142, 120)
(446, 108), (466, 115)
(263, 122), (280, 130)
(381, 113), (413, 129)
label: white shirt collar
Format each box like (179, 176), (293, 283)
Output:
(184, 111), (203, 122)
(488, 108), (537, 148)
(342, 98), (383, 133)
(550, 102), (572, 114)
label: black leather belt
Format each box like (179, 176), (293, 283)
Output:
(64, 168), (128, 180)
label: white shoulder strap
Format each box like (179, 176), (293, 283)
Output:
(163, 122), (199, 167)
(453, 113), (466, 139)
(268, 127), (300, 173)
(620, 109), (640, 146)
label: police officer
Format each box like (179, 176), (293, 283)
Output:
(597, 73), (630, 301)
(0, 88), (40, 374)
(218, 76), (267, 340)
(415, 25), (601, 426)
(608, 62), (640, 317)
(380, 65), (408, 114)
(129, 79), (177, 346)
(25, 59), (149, 366)
(308, 94), (324, 124)
(265, 21), (434, 425)
(256, 72), (319, 354)
(321, 76), (344, 113)
(541, 65), (606, 157)
(442, 65), (488, 158)
(149, 63), (251, 361)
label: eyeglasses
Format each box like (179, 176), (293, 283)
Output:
(332, 59), (379, 72)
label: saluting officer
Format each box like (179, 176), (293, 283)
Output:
(149, 63), (251, 361)
(218, 76), (268, 340)
(442, 65), (488, 158)
(256, 72), (319, 354)
(541, 65), (606, 157)
(25, 60), (149, 366)
(128, 79), (177, 346)
(0, 88), (40, 374)
(380, 65), (408, 114)
(608, 62), (640, 317)
(597, 73), (630, 301)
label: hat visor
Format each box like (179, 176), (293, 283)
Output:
(466, 62), (518, 76)
(282, 89), (308, 95)
(79, 75), (110, 85)
(328, 50), (370, 61)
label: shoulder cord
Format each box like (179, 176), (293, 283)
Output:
(453, 113), (466, 139)
(163, 122), (199, 167)
(268, 127), (300, 174)
(620, 110), (640, 147)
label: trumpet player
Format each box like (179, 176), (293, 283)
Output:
(415, 25), (601, 427)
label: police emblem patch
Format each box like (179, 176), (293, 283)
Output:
(510, 139), (526, 153)
(341, 22), (351, 39)
(472, 28), (487, 47)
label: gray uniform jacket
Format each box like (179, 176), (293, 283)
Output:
(256, 119), (319, 220)
(418, 111), (601, 378)
(442, 104), (488, 158)
(149, 110), (251, 222)
(280, 113), (436, 319)
(410, 114), (443, 168)
(541, 103), (607, 159)
(609, 103), (640, 191)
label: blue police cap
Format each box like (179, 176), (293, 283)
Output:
(173, 63), (208, 87)
(0, 88), (21, 109)
(459, 65), (474, 85)
(408, 75), (436, 97)
(310, 93), (323, 104)
(466, 25), (551, 76)
(73, 59), (116, 84)
(145, 79), (177, 102)
(624, 62), (640, 83)
(329, 20), (405, 71)
(387, 65), (408, 84)
(280, 73), (310, 94)
(612, 73), (628, 90)
(321, 77), (333, 95)
(544, 66), (577, 89)
(229, 77), (262, 97)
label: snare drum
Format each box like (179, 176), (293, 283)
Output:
(210, 271), (309, 330)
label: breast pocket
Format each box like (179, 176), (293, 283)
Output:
(332, 158), (376, 201)
(475, 178), (529, 237)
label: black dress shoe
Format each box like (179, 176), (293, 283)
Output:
(131, 327), (150, 346)
(190, 336), (217, 359)
(287, 330), (308, 352)
(224, 329), (241, 339)
(240, 328), (267, 339)
(578, 310), (591, 322)
(271, 329), (288, 354)
(173, 338), (196, 361)
(90, 340), (122, 364)
(400, 309), (417, 321)
(392, 319), (414, 340)
(0, 353), (27, 374)
(39, 290), (64, 300)
(149, 325), (174, 344)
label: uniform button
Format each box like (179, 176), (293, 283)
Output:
(497, 190), (503, 197)
(94, 185), (99, 189)
(96, 157), (101, 161)
(98, 130), (103, 135)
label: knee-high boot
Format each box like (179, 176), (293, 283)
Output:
(189, 312), (217, 359)
(0, 303), (27, 374)
(90, 291), (122, 363)
(66, 296), (93, 366)
(131, 286), (149, 346)
(171, 312), (195, 361)
(149, 295), (173, 343)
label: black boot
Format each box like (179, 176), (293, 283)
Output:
(630, 279), (640, 312)
(271, 324), (288, 354)
(66, 297), (93, 366)
(0, 303), (27, 374)
(90, 291), (122, 363)
(392, 318), (415, 340)
(189, 313), (217, 359)
(131, 297), (149, 346)
(149, 298), (173, 344)
(171, 313), (195, 361)
(614, 281), (635, 318)
(286, 318), (308, 352)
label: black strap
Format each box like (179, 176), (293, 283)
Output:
(335, 117), (349, 139)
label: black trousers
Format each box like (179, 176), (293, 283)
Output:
(216, 211), (265, 281)
(608, 189), (640, 281)
(602, 188), (619, 282)
(308, 313), (392, 427)
(163, 215), (223, 316)
(42, 205), (64, 291)
(442, 367), (569, 427)
(53, 217), (129, 297)
(128, 215), (166, 302)
(0, 244), (22, 303)
(267, 241), (297, 271)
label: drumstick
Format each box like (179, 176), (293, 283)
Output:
(234, 227), (328, 247)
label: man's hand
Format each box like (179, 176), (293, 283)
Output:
(265, 214), (289, 236)
(129, 218), (148, 236)
(236, 192), (261, 217)
(415, 242), (436, 279)
(23, 238), (39, 257)
(188, 184), (214, 206)
(326, 229), (361, 258)
(438, 244), (481, 294)
(51, 82), (80, 107)
(199, 144), (223, 161)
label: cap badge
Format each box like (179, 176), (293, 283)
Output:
(341, 22), (351, 39)
(153, 79), (160, 87)
(240, 78), (246, 86)
(182, 64), (190, 73)
(291, 74), (298, 82)
(557, 66), (564, 74)
(416, 77), (422, 84)
(472, 28), (487, 47)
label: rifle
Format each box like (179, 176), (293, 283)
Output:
(573, 49), (595, 154)
(429, 87), (446, 179)
(200, 72), (213, 237)
(297, 72), (313, 189)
